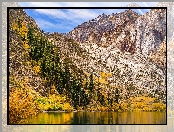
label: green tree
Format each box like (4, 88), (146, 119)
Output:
(89, 73), (94, 94)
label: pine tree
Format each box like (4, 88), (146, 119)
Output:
(115, 88), (119, 103)
(89, 73), (94, 94)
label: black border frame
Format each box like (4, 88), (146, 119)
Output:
(7, 6), (167, 125)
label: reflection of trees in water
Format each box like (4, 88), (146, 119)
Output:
(72, 112), (166, 124)
(26, 112), (73, 124)
(11, 118), (174, 132)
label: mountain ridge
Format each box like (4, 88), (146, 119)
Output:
(8, 5), (167, 124)
(47, 8), (166, 103)
(64, 8), (166, 56)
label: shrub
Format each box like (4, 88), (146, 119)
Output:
(9, 84), (40, 124)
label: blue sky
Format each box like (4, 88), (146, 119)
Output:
(18, 2), (158, 33)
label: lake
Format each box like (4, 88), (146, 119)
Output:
(19, 111), (166, 124)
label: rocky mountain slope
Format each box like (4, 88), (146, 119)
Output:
(66, 9), (166, 56)
(8, 8), (91, 123)
(48, 35), (166, 103)
(9, 7), (166, 107)
(9, 8), (88, 97)
(66, 9), (140, 51)
(52, 8), (166, 103)
(7, 3), (168, 124)
(9, 9), (47, 96)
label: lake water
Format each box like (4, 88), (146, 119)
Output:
(20, 111), (166, 124)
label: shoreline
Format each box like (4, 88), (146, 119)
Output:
(42, 109), (167, 113)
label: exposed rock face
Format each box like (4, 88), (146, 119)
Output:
(66, 9), (140, 53)
(66, 9), (166, 56)
(9, 8), (47, 96)
(9, 9), (41, 32)
(76, 42), (166, 103)
(149, 39), (166, 71)
(8, 5), (166, 104)
(49, 34), (166, 104)
(60, 8), (166, 103)
(133, 9), (166, 55)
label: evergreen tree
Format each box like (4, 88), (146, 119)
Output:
(64, 59), (71, 95)
(115, 88), (119, 103)
(89, 73), (94, 94)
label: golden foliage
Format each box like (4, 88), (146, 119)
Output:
(12, 22), (18, 31)
(63, 103), (73, 111)
(35, 94), (73, 112)
(33, 65), (41, 74)
(12, 20), (28, 40)
(120, 102), (128, 111)
(9, 75), (74, 123)
(127, 95), (166, 112)
(99, 78), (108, 84)
(51, 85), (58, 94)
(100, 71), (112, 79)
(9, 80), (40, 124)
(24, 42), (30, 50)
(97, 71), (112, 85)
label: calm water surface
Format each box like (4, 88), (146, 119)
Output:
(21, 111), (166, 124)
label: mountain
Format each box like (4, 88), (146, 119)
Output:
(9, 8), (45, 90)
(9, 7), (167, 103)
(58, 8), (166, 102)
(9, 8), (91, 123)
(66, 9), (166, 56)
(66, 9), (140, 51)
(8, 5), (167, 124)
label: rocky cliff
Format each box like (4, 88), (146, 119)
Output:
(9, 8), (47, 96)
(57, 8), (166, 103)
(66, 9), (166, 57)
(9, 6), (167, 105)
(66, 9), (140, 52)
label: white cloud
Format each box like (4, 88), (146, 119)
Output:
(35, 18), (57, 29)
(33, 9), (103, 23)
(19, 2), (158, 19)
(32, 8), (136, 24)
(19, 2), (159, 20)
(35, 9), (67, 18)
(35, 18), (72, 32)
(66, 9), (99, 20)
(137, 9), (144, 15)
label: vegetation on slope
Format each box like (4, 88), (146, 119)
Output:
(9, 9), (166, 124)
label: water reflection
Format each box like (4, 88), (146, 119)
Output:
(21, 111), (166, 124)
(12, 117), (174, 132)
